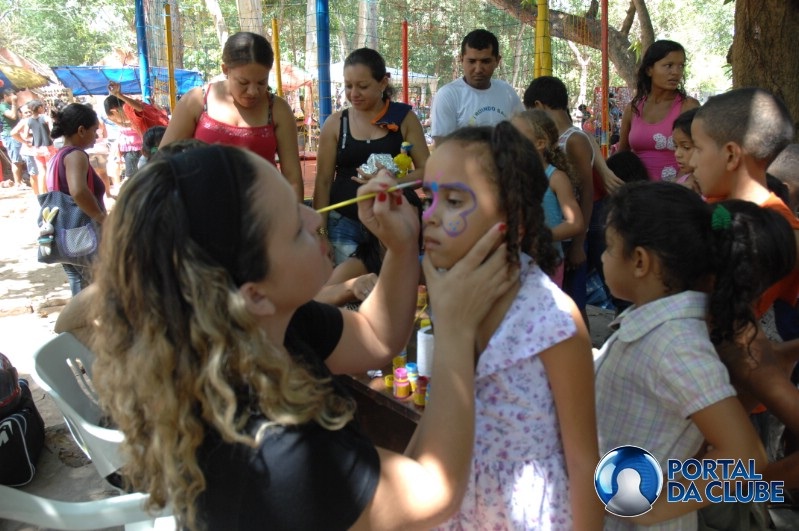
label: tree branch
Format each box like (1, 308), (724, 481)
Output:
(586, 0), (598, 20)
(620, 1), (636, 36)
(631, 0), (654, 51)
(485, 0), (639, 87)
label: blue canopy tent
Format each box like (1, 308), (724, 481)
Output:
(51, 66), (203, 97)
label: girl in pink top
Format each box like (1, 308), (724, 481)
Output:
(618, 40), (699, 182)
(160, 32), (304, 201)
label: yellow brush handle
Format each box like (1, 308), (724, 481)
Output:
(316, 180), (421, 214)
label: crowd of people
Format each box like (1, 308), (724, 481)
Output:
(2, 28), (798, 530)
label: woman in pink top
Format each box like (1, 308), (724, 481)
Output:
(160, 32), (304, 201)
(617, 40), (699, 182)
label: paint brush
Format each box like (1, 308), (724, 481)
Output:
(316, 179), (422, 213)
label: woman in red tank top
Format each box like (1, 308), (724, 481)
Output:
(616, 40), (699, 182)
(160, 32), (304, 201)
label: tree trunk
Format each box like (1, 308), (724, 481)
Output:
(567, 41), (590, 106)
(631, 0), (654, 52)
(305, 0), (317, 71)
(356, 0), (378, 50)
(237, 0), (264, 35)
(334, 14), (351, 62)
(511, 23), (525, 89)
(731, 0), (799, 141)
(486, 0), (640, 88)
(365, 0), (378, 50)
(169, 1), (184, 69)
(204, 0), (229, 47)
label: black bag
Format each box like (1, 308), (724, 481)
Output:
(0, 379), (46, 486)
(0, 353), (21, 417)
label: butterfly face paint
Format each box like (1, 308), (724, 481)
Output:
(422, 181), (439, 223)
(423, 180), (478, 237)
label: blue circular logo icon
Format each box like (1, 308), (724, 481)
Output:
(595, 445), (663, 517)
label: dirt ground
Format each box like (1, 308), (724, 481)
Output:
(0, 184), (121, 531)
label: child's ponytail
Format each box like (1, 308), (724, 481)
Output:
(491, 121), (559, 274)
(708, 201), (796, 345)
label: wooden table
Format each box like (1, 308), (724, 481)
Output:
(341, 338), (426, 453)
(342, 370), (422, 453)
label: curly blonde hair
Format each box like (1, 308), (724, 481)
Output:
(91, 148), (354, 530)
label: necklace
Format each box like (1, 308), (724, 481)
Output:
(350, 107), (381, 143)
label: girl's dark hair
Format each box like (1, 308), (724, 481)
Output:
(27, 99), (44, 112)
(672, 107), (697, 137)
(605, 181), (796, 345)
(709, 198), (796, 344)
(222, 31), (274, 69)
(142, 125), (167, 154)
(606, 151), (649, 184)
(344, 48), (394, 101)
(522, 76), (569, 111)
(631, 40), (688, 116)
(766, 173), (792, 209)
(440, 123), (559, 274)
(50, 103), (98, 139)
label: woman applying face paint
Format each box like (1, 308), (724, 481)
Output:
(421, 123), (603, 530)
(85, 145), (518, 530)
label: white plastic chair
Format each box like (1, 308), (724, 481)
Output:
(28, 332), (176, 529)
(31, 332), (126, 481)
(0, 484), (174, 530)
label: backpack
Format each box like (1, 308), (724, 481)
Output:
(0, 353), (45, 487)
(0, 353), (21, 417)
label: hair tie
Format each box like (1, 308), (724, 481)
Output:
(711, 204), (732, 231)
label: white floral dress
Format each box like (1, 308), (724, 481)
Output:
(436, 255), (577, 531)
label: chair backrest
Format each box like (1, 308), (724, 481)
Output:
(31, 332), (126, 480)
(0, 484), (174, 530)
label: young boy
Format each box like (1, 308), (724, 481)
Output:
(104, 82), (170, 182)
(690, 86), (799, 497)
(523, 76), (624, 326)
(690, 87), (798, 316)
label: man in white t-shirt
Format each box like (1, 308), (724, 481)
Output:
(430, 29), (523, 144)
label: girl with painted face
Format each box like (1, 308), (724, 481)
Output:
(421, 123), (603, 530)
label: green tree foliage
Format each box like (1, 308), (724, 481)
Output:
(0, 0), (134, 65)
(0, 0), (734, 101)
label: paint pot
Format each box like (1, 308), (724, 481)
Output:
(416, 320), (434, 377)
(405, 362), (419, 393)
(413, 376), (429, 407)
(392, 352), (407, 371)
(393, 367), (410, 399)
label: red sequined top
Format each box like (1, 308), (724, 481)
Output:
(193, 84), (277, 165)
